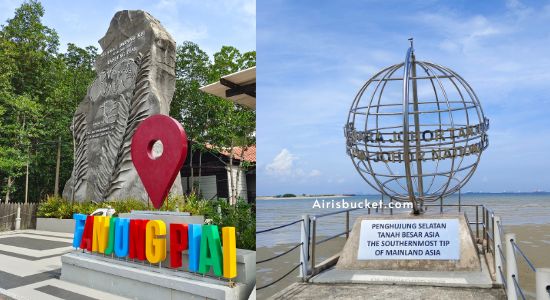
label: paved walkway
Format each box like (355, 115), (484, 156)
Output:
(0, 230), (128, 300)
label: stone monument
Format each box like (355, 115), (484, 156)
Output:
(63, 10), (183, 202)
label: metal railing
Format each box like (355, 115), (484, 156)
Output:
(301, 203), (495, 279)
(256, 219), (304, 291)
(257, 200), (550, 299)
(494, 218), (550, 300)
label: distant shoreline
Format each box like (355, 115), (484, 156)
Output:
(257, 191), (550, 201)
(257, 195), (354, 200)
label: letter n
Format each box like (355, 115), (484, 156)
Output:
(79, 216), (94, 251)
(129, 219), (148, 260)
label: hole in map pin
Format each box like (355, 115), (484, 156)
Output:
(147, 140), (164, 160)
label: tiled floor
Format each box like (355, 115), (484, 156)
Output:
(0, 230), (129, 300)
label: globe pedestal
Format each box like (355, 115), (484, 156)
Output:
(308, 213), (495, 290)
(336, 214), (480, 272)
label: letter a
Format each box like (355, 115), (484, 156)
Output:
(72, 214), (87, 248)
(198, 225), (223, 276)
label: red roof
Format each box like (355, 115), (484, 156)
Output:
(205, 144), (256, 162)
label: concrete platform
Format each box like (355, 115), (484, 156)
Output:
(61, 251), (247, 300)
(270, 283), (505, 299)
(311, 258), (492, 288)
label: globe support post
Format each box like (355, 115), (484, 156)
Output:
(410, 41), (425, 213)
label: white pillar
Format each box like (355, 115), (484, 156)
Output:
(299, 214), (310, 280)
(15, 205), (21, 230)
(505, 233), (518, 300)
(536, 268), (550, 300)
(494, 216), (503, 284)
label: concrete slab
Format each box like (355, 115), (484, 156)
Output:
(0, 230), (134, 300)
(270, 283), (506, 300)
(8, 278), (130, 300)
(311, 253), (493, 288)
(0, 252), (66, 277)
(0, 288), (20, 300)
(0, 236), (70, 250)
(61, 251), (246, 300)
(36, 218), (75, 233)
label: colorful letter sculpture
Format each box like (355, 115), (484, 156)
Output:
(222, 227), (237, 279)
(73, 214), (87, 248)
(80, 215), (95, 251)
(129, 219), (148, 260)
(105, 217), (117, 255)
(72, 215), (238, 279)
(199, 225), (223, 276)
(145, 220), (167, 264)
(131, 115), (188, 209)
(169, 224), (188, 268)
(114, 218), (130, 257)
(188, 224), (202, 272)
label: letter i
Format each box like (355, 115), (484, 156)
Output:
(222, 227), (237, 279)
(188, 224), (202, 272)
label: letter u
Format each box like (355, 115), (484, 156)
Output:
(114, 218), (130, 257)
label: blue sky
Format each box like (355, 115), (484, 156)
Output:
(257, 0), (550, 195)
(0, 0), (255, 56)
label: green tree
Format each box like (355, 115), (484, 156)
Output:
(171, 42), (256, 203)
(1, 0), (59, 100)
(0, 1), (97, 202)
(0, 0), (58, 202)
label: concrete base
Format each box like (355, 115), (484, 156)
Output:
(271, 283), (506, 300)
(336, 213), (481, 271)
(61, 251), (250, 300)
(313, 253), (493, 288)
(36, 218), (75, 233)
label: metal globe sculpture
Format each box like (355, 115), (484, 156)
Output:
(344, 39), (489, 214)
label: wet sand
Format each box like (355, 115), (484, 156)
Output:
(505, 224), (550, 299)
(257, 224), (550, 299)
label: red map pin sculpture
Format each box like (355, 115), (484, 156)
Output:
(131, 115), (188, 209)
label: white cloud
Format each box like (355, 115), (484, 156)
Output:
(309, 169), (322, 177)
(265, 149), (324, 180)
(266, 149), (296, 175)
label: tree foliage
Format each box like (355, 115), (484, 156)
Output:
(171, 42), (256, 149)
(170, 42), (256, 201)
(0, 1), (254, 204)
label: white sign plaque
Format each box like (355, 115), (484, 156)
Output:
(357, 219), (460, 260)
